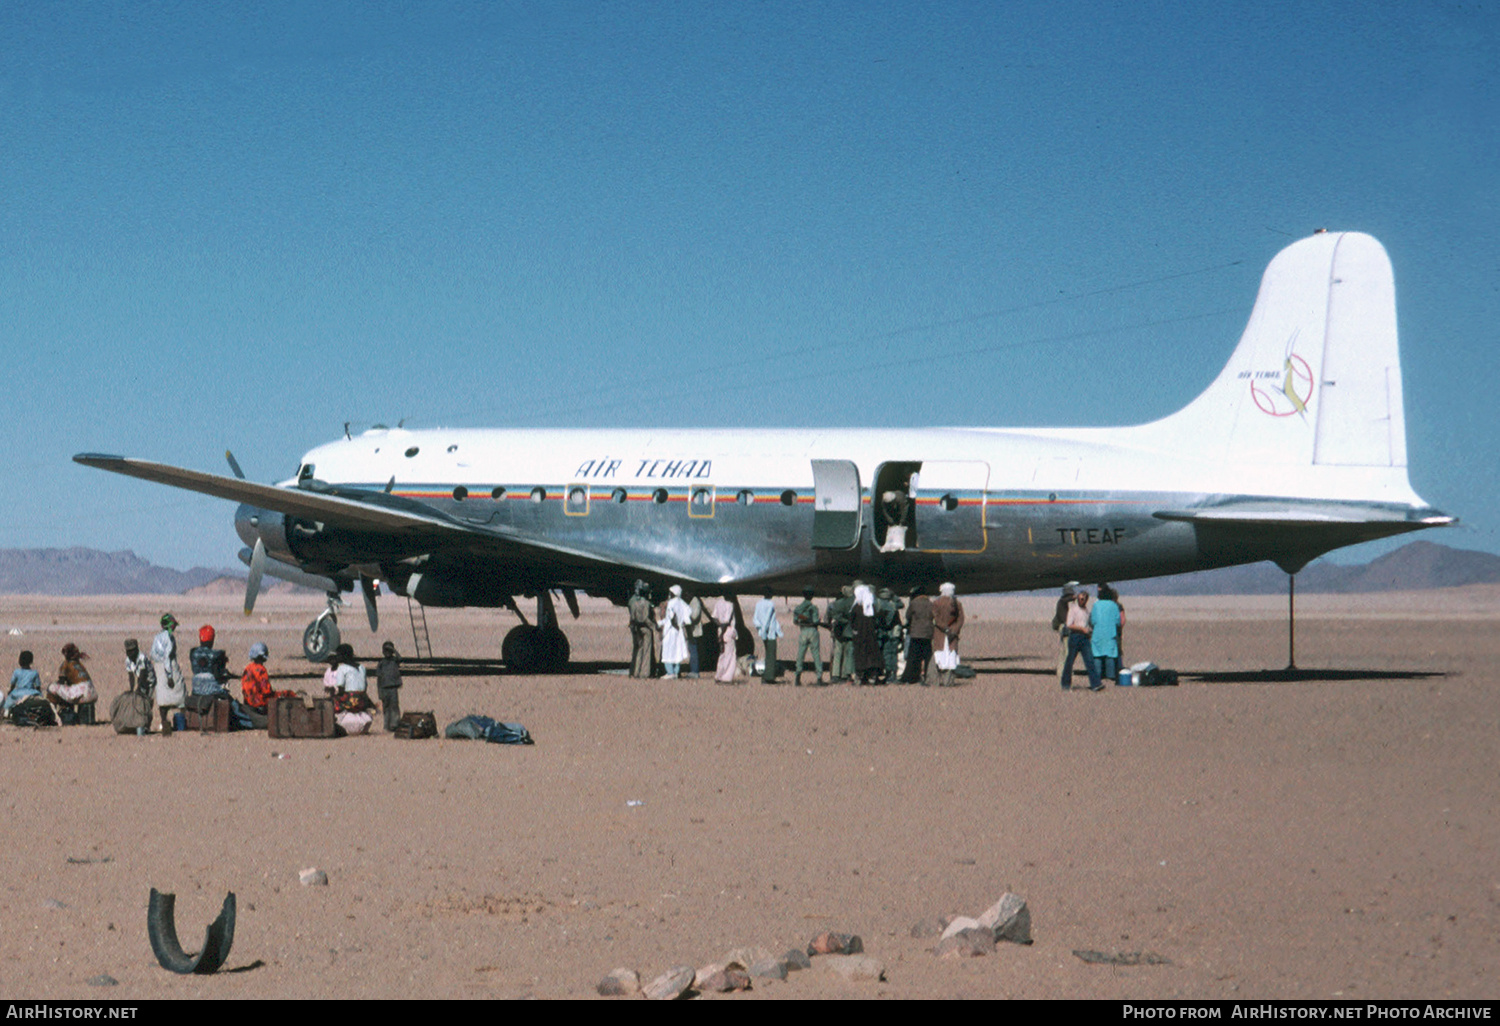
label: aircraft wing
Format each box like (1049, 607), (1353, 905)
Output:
(74, 453), (702, 584)
(74, 454), (470, 536)
(1153, 501), (1454, 526)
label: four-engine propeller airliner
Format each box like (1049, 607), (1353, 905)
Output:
(75, 231), (1452, 671)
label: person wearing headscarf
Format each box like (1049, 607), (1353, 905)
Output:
(190, 625), (232, 698)
(150, 612), (187, 734)
(240, 642), (273, 729)
(116, 639), (157, 735)
(850, 584), (883, 685)
(712, 596), (739, 684)
(49, 643), (98, 720)
(659, 585), (692, 678)
(931, 582), (966, 687)
(124, 639), (155, 697)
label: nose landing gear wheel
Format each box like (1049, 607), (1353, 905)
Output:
(303, 618), (341, 663)
(502, 624), (570, 674)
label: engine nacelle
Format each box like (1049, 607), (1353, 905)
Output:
(234, 505), (297, 567)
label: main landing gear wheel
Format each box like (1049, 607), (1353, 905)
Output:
(303, 617), (341, 663)
(502, 624), (570, 674)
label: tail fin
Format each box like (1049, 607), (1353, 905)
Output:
(1134, 231), (1406, 468)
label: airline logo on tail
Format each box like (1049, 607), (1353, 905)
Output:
(1249, 333), (1315, 418)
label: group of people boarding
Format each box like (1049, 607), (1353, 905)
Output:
(627, 579), (969, 688)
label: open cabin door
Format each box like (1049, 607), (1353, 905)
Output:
(810, 459), (862, 550)
(873, 460), (989, 553)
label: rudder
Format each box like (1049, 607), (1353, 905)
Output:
(1133, 231), (1406, 470)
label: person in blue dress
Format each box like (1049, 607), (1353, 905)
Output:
(1089, 584), (1125, 684)
(4, 651), (42, 715)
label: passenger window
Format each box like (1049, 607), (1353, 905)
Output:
(737, 490), (754, 506)
(452, 486), (468, 501)
(689, 486), (715, 518)
(565, 485), (589, 515)
(611, 488), (628, 503)
(780, 490), (797, 506)
(530, 487), (546, 503)
(651, 488), (669, 505)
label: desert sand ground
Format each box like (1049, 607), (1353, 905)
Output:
(0, 589), (1496, 1001)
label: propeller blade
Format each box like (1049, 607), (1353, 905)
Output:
(361, 576), (379, 632)
(225, 451), (245, 480)
(244, 539), (266, 616)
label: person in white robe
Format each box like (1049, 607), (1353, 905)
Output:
(659, 585), (692, 678)
(150, 613), (186, 734)
(712, 597), (738, 683)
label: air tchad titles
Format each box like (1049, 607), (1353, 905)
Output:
(573, 459), (712, 481)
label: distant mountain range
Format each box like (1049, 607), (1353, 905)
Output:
(0, 540), (1496, 597)
(0, 548), (241, 596)
(1116, 540), (1500, 595)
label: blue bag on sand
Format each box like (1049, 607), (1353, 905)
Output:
(484, 721), (533, 745)
(443, 715), (534, 745)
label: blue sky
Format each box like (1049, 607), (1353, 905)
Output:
(2, 1), (1495, 571)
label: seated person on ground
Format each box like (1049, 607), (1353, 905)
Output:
(49, 643), (98, 720)
(238, 642), (273, 730)
(5, 650), (43, 716)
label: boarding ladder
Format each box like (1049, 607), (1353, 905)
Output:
(406, 597), (433, 659)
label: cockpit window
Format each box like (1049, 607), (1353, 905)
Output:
(297, 464), (314, 482)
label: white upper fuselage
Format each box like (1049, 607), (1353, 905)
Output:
(293, 423), (1427, 508)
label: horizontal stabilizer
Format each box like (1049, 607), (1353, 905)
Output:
(1155, 501), (1454, 526)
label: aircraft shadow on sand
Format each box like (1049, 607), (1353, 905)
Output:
(961, 657), (1450, 684)
(277, 657), (623, 679)
(1187, 668), (1450, 684)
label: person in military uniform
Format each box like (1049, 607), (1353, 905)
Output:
(826, 584), (855, 683)
(874, 586), (905, 683)
(628, 580), (657, 678)
(792, 586), (824, 686)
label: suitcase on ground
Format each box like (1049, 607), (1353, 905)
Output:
(183, 696), (232, 733)
(268, 695), (336, 739)
(393, 710), (437, 740)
